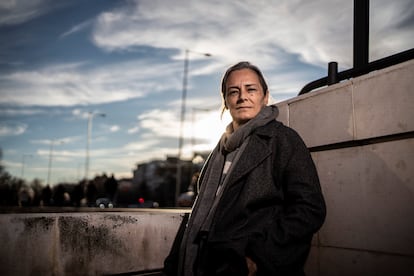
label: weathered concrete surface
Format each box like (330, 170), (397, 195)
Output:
(0, 210), (184, 276)
(283, 60), (414, 148)
(276, 59), (414, 275)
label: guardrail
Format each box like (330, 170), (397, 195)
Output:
(298, 0), (414, 95)
(299, 48), (414, 95)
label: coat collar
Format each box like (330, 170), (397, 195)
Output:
(224, 120), (281, 185)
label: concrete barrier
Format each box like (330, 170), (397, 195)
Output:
(0, 209), (186, 276)
(276, 59), (414, 275)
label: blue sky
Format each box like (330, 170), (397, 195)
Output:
(0, 0), (413, 185)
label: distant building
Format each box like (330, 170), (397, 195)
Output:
(129, 153), (210, 207)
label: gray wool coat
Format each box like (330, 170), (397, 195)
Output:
(164, 119), (326, 276)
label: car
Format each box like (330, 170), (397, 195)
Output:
(95, 198), (114, 208)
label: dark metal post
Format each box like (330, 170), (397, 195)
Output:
(175, 50), (211, 206)
(354, 0), (369, 69)
(176, 49), (189, 206)
(328, 62), (338, 85)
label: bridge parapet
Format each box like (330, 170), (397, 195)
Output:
(0, 209), (185, 276)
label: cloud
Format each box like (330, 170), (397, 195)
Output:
(0, 122), (27, 136)
(30, 136), (80, 145)
(127, 126), (139, 134)
(92, 0), (413, 70)
(109, 125), (120, 132)
(72, 108), (89, 119)
(60, 19), (93, 38)
(135, 106), (230, 158)
(2, 0), (412, 108)
(91, 0), (351, 68)
(138, 109), (180, 138)
(0, 0), (64, 26)
(0, 59), (182, 106)
(36, 148), (81, 159)
(122, 139), (177, 163)
(0, 107), (49, 117)
(370, 0), (414, 59)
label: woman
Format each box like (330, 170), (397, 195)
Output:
(164, 61), (326, 276)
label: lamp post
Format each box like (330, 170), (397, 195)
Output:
(21, 154), (33, 179)
(176, 49), (211, 206)
(46, 140), (63, 186)
(85, 111), (105, 180)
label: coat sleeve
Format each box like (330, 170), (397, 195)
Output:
(273, 127), (326, 242)
(247, 126), (326, 270)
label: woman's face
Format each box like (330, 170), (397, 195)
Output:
(224, 68), (269, 130)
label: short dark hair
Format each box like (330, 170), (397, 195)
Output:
(221, 61), (268, 104)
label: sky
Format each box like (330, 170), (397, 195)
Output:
(0, 0), (413, 185)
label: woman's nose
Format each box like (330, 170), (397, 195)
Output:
(238, 88), (248, 100)
(236, 94), (248, 104)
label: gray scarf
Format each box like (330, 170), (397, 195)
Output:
(178, 105), (279, 276)
(220, 104), (279, 153)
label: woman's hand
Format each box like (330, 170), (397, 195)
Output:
(246, 257), (257, 276)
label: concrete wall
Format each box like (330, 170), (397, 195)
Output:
(1, 60), (413, 275)
(0, 210), (185, 276)
(276, 59), (414, 276)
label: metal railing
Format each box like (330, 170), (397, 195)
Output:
(298, 0), (414, 95)
(105, 268), (163, 276)
(299, 48), (414, 95)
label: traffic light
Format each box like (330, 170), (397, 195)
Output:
(138, 197), (145, 205)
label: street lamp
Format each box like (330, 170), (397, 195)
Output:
(21, 154), (33, 179)
(176, 49), (212, 206)
(46, 140), (64, 186)
(84, 111), (105, 180)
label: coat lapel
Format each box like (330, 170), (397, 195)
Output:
(225, 132), (272, 186)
